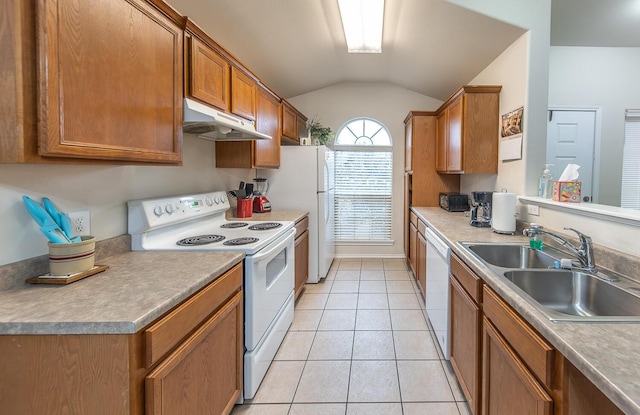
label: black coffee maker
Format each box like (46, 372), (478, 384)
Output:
(470, 191), (493, 227)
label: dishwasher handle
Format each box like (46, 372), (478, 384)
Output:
(425, 228), (450, 258)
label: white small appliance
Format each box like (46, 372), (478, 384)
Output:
(127, 191), (294, 400)
(264, 145), (335, 283)
(425, 227), (451, 359)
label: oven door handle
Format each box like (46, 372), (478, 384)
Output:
(251, 228), (296, 261)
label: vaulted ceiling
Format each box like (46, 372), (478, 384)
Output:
(165, 0), (638, 100)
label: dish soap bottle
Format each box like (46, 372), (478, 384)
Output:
(529, 223), (544, 250)
(538, 164), (554, 199)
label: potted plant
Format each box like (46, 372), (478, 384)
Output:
(307, 117), (334, 146)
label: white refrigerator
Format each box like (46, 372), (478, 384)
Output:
(264, 145), (335, 283)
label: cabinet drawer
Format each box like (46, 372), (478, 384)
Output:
(483, 285), (555, 388)
(417, 219), (427, 236)
(295, 216), (309, 238)
(410, 211), (418, 227)
(145, 262), (243, 367)
(450, 253), (482, 303)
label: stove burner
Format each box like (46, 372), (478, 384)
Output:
(221, 222), (249, 229)
(223, 237), (259, 246)
(248, 222), (282, 231)
(176, 235), (225, 246)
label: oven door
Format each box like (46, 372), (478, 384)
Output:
(244, 228), (295, 351)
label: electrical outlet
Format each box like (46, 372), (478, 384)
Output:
(68, 210), (91, 236)
(527, 204), (540, 216)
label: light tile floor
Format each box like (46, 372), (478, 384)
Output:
(232, 258), (471, 415)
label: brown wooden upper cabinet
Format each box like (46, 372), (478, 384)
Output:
(230, 67), (257, 122)
(435, 86), (501, 174)
(216, 84), (281, 168)
(36, 0), (184, 164)
(281, 100), (308, 145)
(186, 32), (230, 112)
(404, 116), (413, 172)
(185, 19), (256, 124)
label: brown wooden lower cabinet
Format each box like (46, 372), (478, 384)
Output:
(449, 254), (627, 415)
(562, 360), (624, 415)
(416, 230), (427, 298)
(294, 215), (310, 299)
(0, 263), (243, 415)
(409, 221), (418, 276)
(146, 291), (243, 415)
(449, 275), (481, 415)
(482, 317), (553, 415)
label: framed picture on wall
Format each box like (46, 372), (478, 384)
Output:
(500, 106), (524, 161)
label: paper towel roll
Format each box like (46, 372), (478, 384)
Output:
(491, 192), (517, 234)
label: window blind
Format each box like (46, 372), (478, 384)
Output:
(334, 150), (392, 241)
(621, 110), (640, 209)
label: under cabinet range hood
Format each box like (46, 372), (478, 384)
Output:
(183, 98), (271, 141)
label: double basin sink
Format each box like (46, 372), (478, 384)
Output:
(459, 242), (640, 322)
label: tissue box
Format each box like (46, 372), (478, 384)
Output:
(552, 181), (581, 202)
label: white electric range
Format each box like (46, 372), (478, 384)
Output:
(127, 191), (295, 400)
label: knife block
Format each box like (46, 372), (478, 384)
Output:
(48, 236), (96, 276)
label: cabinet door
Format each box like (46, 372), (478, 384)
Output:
(294, 229), (310, 299)
(409, 222), (418, 277)
(254, 86), (281, 168)
(146, 292), (243, 415)
(416, 231), (427, 298)
(447, 96), (463, 172)
(281, 103), (298, 141)
(436, 110), (448, 172)
(231, 66), (256, 122)
(188, 36), (230, 112)
(450, 276), (481, 415)
(37, 0), (182, 163)
(482, 318), (552, 415)
(563, 360), (624, 415)
(405, 118), (413, 172)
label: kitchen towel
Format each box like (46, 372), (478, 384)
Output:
(491, 192), (517, 234)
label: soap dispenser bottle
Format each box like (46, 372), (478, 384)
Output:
(538, 164), (554, 199)
(529, 223), (544, 250)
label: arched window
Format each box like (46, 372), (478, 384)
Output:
(333, 118), (393, 243)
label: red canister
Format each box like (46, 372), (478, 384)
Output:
(236, 198), (253, 218)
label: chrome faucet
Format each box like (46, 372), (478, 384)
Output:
(523, 225), (596, 272)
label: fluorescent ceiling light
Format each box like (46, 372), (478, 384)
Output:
(338, 0), (384, 53)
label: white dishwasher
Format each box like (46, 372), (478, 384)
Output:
(425, 228), (451, 359)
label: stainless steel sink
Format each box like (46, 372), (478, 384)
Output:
(503, 270), (640, 322)
(462, 243), (559, 269)
(458, 242), (640, 322)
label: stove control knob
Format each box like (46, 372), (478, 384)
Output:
(221, 194), (227, 203)
(153, 205), (163, 217)
(205, 196), (213, 207)
(214, 195), (221, 204)
(165, 204), (174, 215)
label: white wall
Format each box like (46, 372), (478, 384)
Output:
(288, 82), (443, 258)
(548, 46), (640, 207)
(0, 135), (254, 266)
(461, 32), (530, 195)
(447, 0), (551, 197)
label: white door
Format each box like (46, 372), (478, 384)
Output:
(546, 109), (597, 202)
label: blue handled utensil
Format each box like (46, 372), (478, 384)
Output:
(42, 197), (82, 242)
(22, 196), (71, 244)
(59, 212), (82, 242)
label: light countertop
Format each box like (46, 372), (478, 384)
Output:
(412, 207), (640, 415)
(0, 251), (244, 335)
